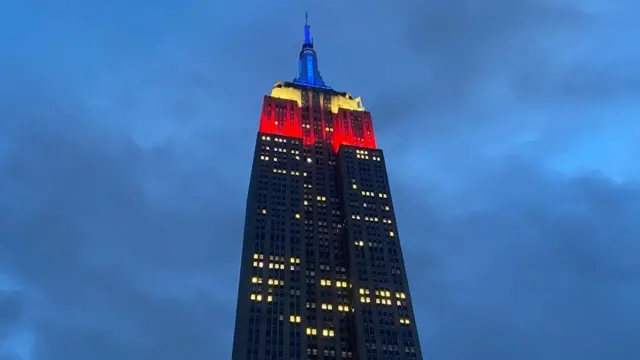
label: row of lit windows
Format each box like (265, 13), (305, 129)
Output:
(263, 146), (300, 155)
(375, 298), (393, 305)
(271, 167), (303, 176)
(399, 318), (411, 325)
(250, 277), (285, 286)
(253, 253), (299, 263)
(361, 191), (388, 198)
(360, 297), (408, 307)
(305, 328), (335, 337)
(261, 135), (294, 144)
(252, 261), (286, 269)
(306, 302), (352, 312)
(261, 154), (302, 161)
(350, 214), (386, 222)
(318, 279), (349, 288)
(249, 293), (274, 302)
(360, 288), (407, 299)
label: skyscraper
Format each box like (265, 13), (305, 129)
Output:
(232, 14), (423, 360)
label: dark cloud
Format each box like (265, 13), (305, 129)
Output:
(1, 0), (639, 359)
(363, 0), (640, 136)
(0, 72), (242, 359)
(398, 169), (640, 359)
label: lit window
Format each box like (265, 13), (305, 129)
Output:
(267, 295), (273, 302)
(295, 213), (301, 219)
(352, 184), (357, 189)
(261, 209), (267, 214)
(256, 294), (262, 301)
(389, 231), (395, 237)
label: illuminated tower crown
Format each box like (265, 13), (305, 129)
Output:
(293, 12), (329, 88)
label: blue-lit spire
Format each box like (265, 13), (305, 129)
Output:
(294, 11), (329, 88)
(304, 11), (311, 45)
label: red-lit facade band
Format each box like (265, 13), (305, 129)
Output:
(258, 95), (377, 151)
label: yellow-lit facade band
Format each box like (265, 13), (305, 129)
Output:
(270, 82), (365, 113)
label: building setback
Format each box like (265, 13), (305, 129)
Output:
(231, 13), (423, 360)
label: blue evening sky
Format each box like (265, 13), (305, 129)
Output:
(1, 0), (639, 359)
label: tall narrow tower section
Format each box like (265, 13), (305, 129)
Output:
(231, 14), (423, 360)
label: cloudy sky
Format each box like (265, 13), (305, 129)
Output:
(1, 0), (639, 359)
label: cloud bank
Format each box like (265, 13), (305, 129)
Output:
(1, 0), (639, 359)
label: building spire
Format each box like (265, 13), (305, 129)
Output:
(304, 11), (311, 44)
(294, 10), (329, 88)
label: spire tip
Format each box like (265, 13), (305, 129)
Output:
(303, 11), (311, 44)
